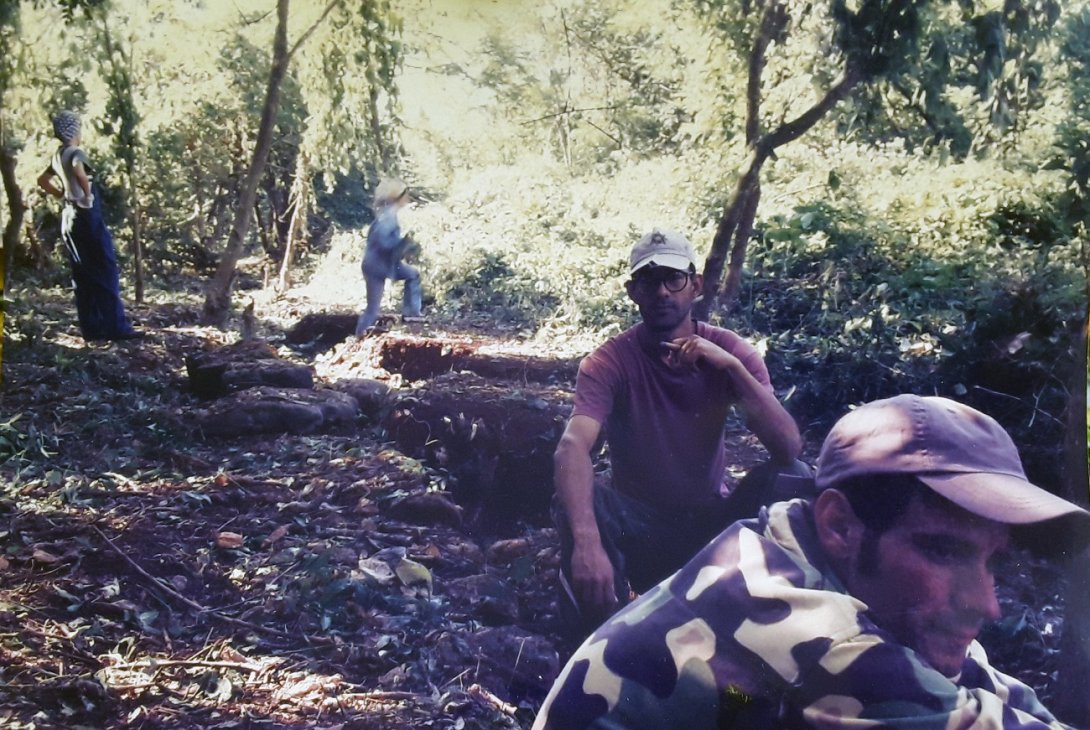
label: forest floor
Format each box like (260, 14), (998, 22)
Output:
(0, 285), (1074, 729)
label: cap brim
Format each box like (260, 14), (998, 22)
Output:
(919, 471), (1090, 555)
(919, 471), (1088, 525)
(630, 253), (694, 274)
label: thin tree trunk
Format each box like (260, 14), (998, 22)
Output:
(0, 147), (26, 383)
(368, 84), (391, 172)
(695, 65), (862, 320)
(130, 186), (144, 302)
(254, 200), (270, 254)
(202, 0), (291, 326)
(202, 0), (341, 325)
(95, 14), (144, 303)
(277, 151), (309, 293)
(0, 147), (25, 291)
(720, 180), (762, 308)
(694, 0), (861, 321)
(127, 45), (144, 304)
(694, 152), (766, 321)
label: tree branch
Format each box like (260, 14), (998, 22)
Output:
(746, 0), (788, 145)
(520, 105), (623, 125)
(761, 63), (864, 152)
(287, 0), (341, 60)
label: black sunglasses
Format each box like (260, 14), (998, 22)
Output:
(631, 269), (692, 294)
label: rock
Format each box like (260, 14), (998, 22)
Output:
(223, 360), (314, 391)
(333, 378), (391, 419)
(186, 341), (314, 398)
(485, 538), (533, 565)
(386, 492), (464, 528)
(196, 386), (360, 437)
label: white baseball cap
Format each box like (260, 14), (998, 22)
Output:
(628, 228), (697, 275)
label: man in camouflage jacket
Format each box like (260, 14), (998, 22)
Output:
(535, 395), (1090, 728)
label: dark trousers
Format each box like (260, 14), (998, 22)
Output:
(62, 190), (131, 341)
(553, 460), (815, 639)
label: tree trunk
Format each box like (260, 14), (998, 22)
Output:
(254, 199), (270, 254)
(694, 150), (768, 322)
(694, 0), (862, 320)
(277, 150), (310, 293)
(129, 186), (144, 303)
(1052, 312), (1089, 725)
(720, 180), (762, 309)
(694, 71), (861, 319)
(0, 146), (26, 383)
(0, 146), (25, 292)
(368, 84), (392, 173)
(202, 0), (291, 326)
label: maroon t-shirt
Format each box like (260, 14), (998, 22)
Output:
(572, 321), (774, 510)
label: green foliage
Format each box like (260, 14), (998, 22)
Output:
(299, 0), (404, 177)
(733, 171), (1083, 482)
(835, 0), (1066, 155)
(1052, 5), (1090, 240)
(93, 14), (139, 167)
(0, 414), (54, 465)
(473, 1), (692, 166)
(0, 0), (19, 102)
(426, 236), (627, 330)
(833, 0), (923, 78)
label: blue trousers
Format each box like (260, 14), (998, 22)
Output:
(62, 190), (132, 341)
(355, 262), (422, 335)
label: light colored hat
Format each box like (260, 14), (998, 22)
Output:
(628, 227), (697, 275)
(374, 178), (409, 205)
(816, 394), (1090, 533)
(52, 110), (81, 143)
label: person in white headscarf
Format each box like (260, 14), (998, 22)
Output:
(37, 110), (142, 341)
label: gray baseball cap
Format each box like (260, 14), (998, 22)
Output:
(816, 395), (1090, 535)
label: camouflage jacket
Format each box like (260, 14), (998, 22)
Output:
(534, 500), (1068, 729)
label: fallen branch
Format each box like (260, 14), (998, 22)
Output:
(340, 690), (428, 702)
(89, 524), (334, 645)
(468, 683), (517, 716)
(106, 658), (269, 673)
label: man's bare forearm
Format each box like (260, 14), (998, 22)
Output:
(722, 359), (802, 462)
(554, 436), (600, 545)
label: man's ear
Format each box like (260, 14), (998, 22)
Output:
(690, 272), (704, 292)
(624, 278), (638, 303)
(813, 489), (864, 564)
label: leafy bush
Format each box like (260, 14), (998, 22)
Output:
(728, 181), (1083, 487)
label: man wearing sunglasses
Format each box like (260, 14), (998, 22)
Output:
(552, 227), (808, 638)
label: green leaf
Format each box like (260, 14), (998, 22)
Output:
(827, 170), (841, 191)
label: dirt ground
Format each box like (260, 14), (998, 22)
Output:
(0, 288), (1074, 728)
